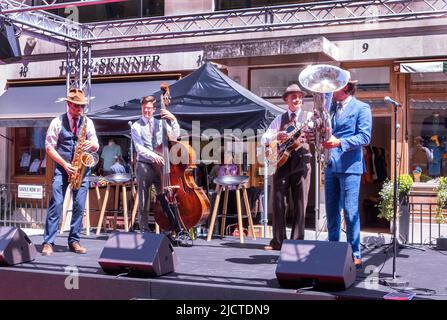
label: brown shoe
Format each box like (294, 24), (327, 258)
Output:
(41, 243), (53, 256)
(264, 244), (281, 251)
(69, 242), (87, 254)
(354, 258), (362, 269)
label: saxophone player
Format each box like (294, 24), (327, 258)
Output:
(41, 89), (99, 256)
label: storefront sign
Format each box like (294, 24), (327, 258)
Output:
(59, 54), (162, 76)
(18, 185), (44, 199)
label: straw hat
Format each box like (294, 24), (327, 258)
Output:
(65, 88), (87, 105)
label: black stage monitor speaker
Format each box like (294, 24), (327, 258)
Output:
(0, 227), (37, 266)
(0, 18), (22, 63)
(275, 240), (356, 290)
(98, 232), (177, 277)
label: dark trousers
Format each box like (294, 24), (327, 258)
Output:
(136, 162), (162, 231)
(270, 152), (311, 248)
(43, 173), (88, 245)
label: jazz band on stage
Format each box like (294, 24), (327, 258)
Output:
(41, 66), (371, 268)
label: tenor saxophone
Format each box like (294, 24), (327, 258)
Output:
(69, 115), (98, 190)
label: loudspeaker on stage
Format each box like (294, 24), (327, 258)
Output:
(275, 240), (356, 290)
(0, 227), (37, 266)
(98, 232), (177, 277)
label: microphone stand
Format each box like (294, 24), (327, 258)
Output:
(380, 99), (412, 288)
(128, 121), (136, 232)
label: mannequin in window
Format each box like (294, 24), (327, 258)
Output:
(110, 156), (126, 174)
(421, 112), (447, 139)
(100, 138), (122, 176)
(421, 112), (446, 177)
(412, 136), (430, 175)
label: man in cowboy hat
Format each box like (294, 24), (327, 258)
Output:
(261, 84), (313, 250)
(41, 88), (99, 256)
(322, 79), (372, 268)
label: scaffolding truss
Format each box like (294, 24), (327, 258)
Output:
(2, 0), (447, 45)
(2, 0), (447, 94)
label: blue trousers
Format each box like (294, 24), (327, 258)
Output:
(43, 174), (88, 245)
(324, 169), (362, 259)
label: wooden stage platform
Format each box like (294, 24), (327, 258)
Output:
(0, 233), (446, 300)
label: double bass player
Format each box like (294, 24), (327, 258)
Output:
(131, 95), (180, 232)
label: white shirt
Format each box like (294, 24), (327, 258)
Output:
(45, 113), (99, 150)
(261, 108), (313, 146)
(131, 116), (180, 162)
(336, 95), (353, 118)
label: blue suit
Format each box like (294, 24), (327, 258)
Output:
(324, 97), (372, 259)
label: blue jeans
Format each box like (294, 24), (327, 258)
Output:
(43, 174), (88, 245)
(324, 169), (361, 259)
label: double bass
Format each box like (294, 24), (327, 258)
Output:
(153, 82), (210, 231)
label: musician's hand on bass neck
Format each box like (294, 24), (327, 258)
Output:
(160, 109), (176, 122)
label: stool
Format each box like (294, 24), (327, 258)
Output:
(206, 175), (256, 244)
(96, 174), (133, 235)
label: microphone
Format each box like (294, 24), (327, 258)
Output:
(384, 96), (401, 107)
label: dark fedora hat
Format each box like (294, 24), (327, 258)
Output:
(282, 84), (305, 101)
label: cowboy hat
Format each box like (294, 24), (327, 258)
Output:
(282, 83), (305, 101)
(65, 88), (87, 105)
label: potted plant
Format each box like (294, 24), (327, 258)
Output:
(435, 177), (447, 224)
(377, 174), (413, 242)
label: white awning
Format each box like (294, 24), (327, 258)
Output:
(400, 61), (447, 73)
(0, 80), (168, 127)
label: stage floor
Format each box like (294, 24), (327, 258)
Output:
(0, 233), (446, 300)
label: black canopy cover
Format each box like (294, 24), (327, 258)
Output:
(89, 63), (282, 136)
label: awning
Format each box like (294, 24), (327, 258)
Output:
(0, 80), (166, 127)
(400, 61), (447, 73)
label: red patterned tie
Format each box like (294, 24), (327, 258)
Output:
(72, 117), (78, 136)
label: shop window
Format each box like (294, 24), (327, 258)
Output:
(409, 72), (447, 91)
(35, 0), (164, 23)
(14, 127), (47, 176)
(215, 0), (323, 10)
(97, 135), (131, 177)
(347, 67), (390, 92)
(409, 98), (447, 180)
(250, 67), (305, 99)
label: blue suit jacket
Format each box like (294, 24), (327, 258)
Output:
(329, 97), (372, 174)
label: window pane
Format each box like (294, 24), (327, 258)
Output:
(15, 127), (47, 176)
(410, 72), (447, 91)
(250, 67), (304, 98)
(347, 67), (390, 92)
(409, 99), (447, 179)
